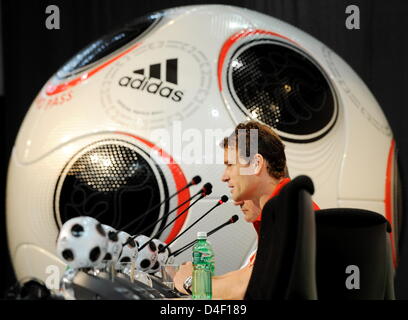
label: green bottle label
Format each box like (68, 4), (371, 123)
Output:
(193, 251), (210, 264)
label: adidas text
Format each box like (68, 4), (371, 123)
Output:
(119, 76), (184, 102)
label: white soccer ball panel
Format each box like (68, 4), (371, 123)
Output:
(116, 231), (138, 267)
(56, 216), (108, 269)
(135, 235), (158, 272)
(101, 224), (122, 263)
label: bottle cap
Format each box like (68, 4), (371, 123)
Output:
(197, 232), (207, 239)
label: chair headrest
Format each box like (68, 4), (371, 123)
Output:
(315, 208), (392, 233)
(283, 175), (315, 196)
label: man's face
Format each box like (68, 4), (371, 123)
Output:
(235, 200), (261, 223)
(221, 147), (256, 202)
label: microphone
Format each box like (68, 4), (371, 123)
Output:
(170, 214), (239, 258)
(133, 182), (212, 240)
(186, 175), (202, 187)
(159, 195), (228, 254)
(208, 214), (238, 236)
(126, 183), (213, 249)
(117, 175), (201, 233)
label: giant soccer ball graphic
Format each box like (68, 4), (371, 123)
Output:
(6, 5), (401, 285)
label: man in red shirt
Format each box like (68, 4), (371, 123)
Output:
(174, 121), (318, 299)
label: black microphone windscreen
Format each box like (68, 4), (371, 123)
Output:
(192, 176), (201, 185)
(221, 195), (228, 203)
(203, 182), (212, 190)
(201, 183), (212, 196)
(231, 215), (239, 223)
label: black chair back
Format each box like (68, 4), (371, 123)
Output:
(244, 175), (317, 300)
(315, 208), (395, 300)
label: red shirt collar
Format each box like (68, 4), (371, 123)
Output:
(252, 178), (291, 235)
(252, 177), (320, 236)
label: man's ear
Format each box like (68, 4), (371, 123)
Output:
(253, 154), (263, 175)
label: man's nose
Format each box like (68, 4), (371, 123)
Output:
(221, 169), (229, 182)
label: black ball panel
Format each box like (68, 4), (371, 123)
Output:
(89, 246), (101, 262)
(228, 41), (337, 140)
(140, 259), (151, 269)
(57, 141), (167, 237)
(96, 223), (106, 237)
(103, 253), (112, 261)
(149, 241), (157, 252)
(56, 13), (162, 79)
(120, 257), (131, 263)
(108, 231), (118, 242)
(71, 224), (84, 237)
(62, 249), (74, 261)
(152, 261), (160, 270)
(127, 237), (136, 248)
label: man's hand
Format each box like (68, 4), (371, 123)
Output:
(173, 260), (253, 299)
(174, 261), (193, 294)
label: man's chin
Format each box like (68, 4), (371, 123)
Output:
(231, 194), (240, 202)
(243, 216), (252, 223)
(244, 215), (256, 223)
(232, 192), (245, 202)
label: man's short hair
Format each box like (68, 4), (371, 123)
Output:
(221, 121), (287, 179)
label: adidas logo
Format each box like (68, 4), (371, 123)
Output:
(118, 58), (184, 102)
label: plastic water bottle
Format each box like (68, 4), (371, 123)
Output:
(192, 232), (214, 299)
